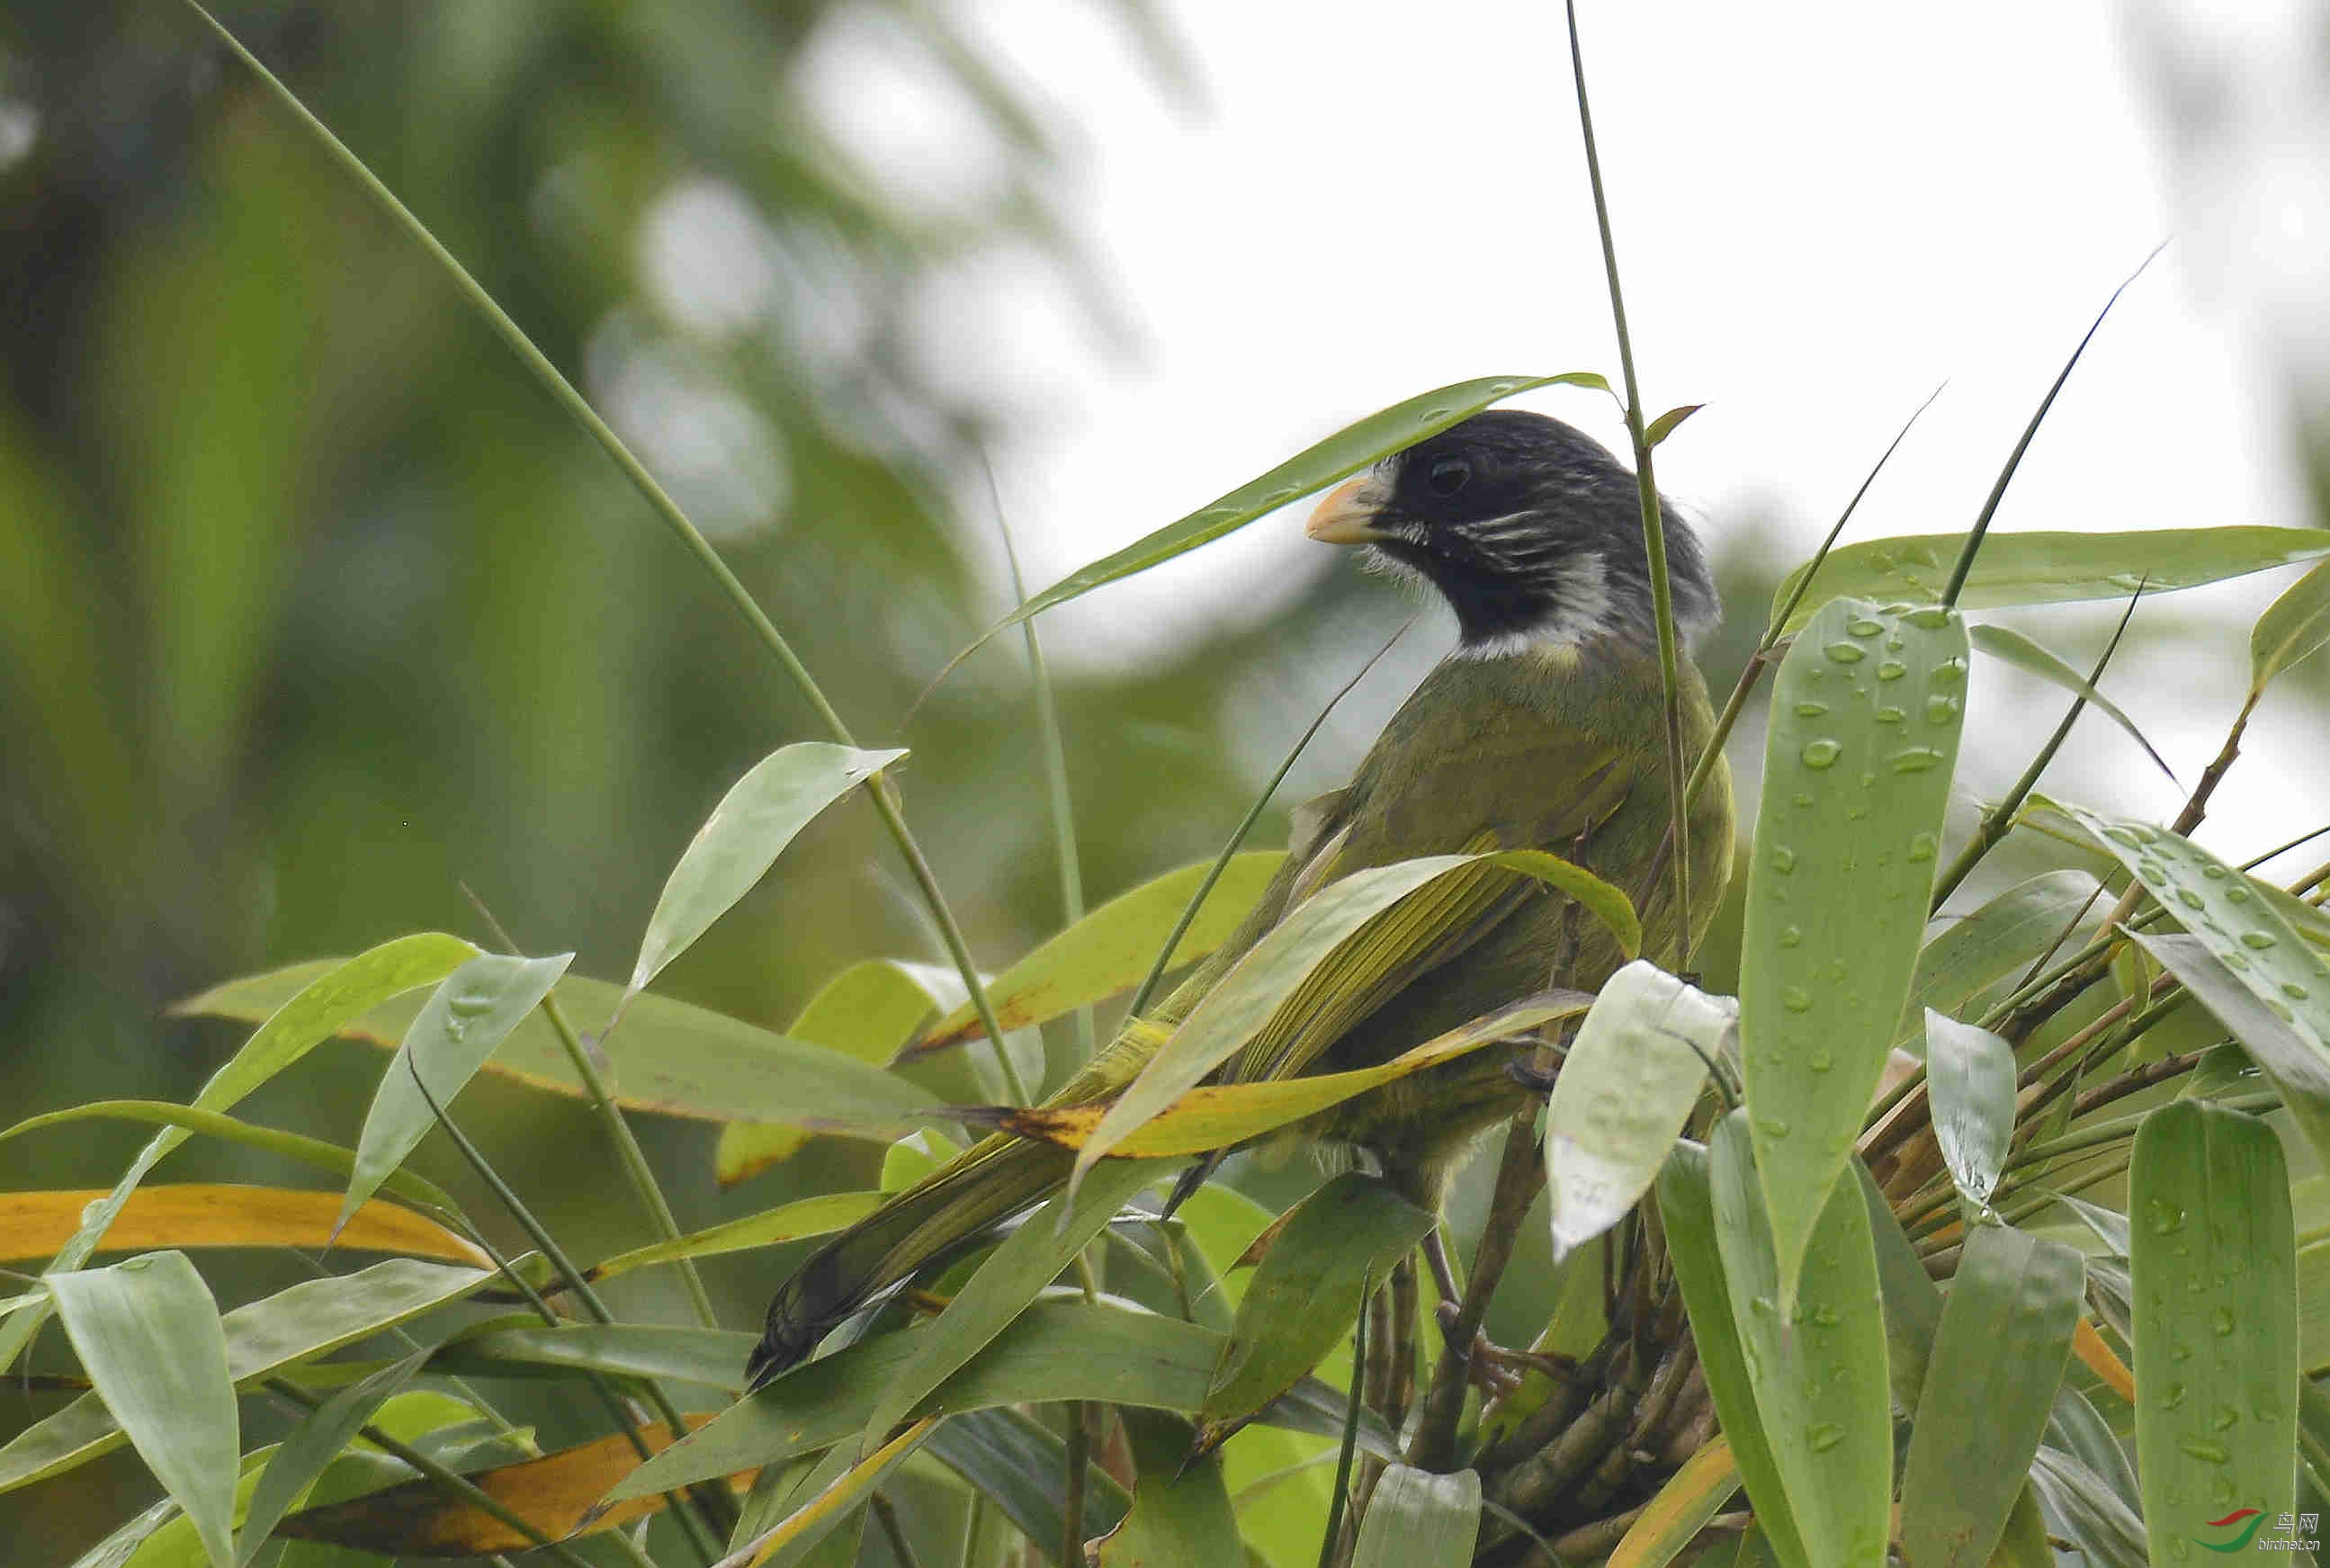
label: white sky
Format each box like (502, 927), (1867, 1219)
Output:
(792, 0), (2330, 867)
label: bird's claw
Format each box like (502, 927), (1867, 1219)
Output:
(1506, 1058), (1559, 1097)
(1433, 1301), (1561, 1400)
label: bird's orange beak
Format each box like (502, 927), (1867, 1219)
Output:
(1304, 475), (1392, 544)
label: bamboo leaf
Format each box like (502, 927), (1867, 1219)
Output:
(0, 935), (478, 1378)
(1904, 870), (2102, 1048)
(1656, 1141), (1812, 1568)
(1771, 526), (2330, 635)
(982, 374), (1609, 640)
(718, 959), (979, 1184)
(437, 1322), (750, 1390)
(0, 1186), (484, 1268)
(627, 743), (904, 1009)
(1194, 1173), (1435, 1452)
(2130, 1102), (2297, 1551)
(279, 1416), (730, 1555)
(237, 1346), (433, 1561)
(1072, 848), (1634, 1187)
(584, 1192), (885, 1285)
(857, 1157), (1169, 1452)
(1643, 404), (1703, 448)
(1742, 597), (1967, 1305)
(1709, 1113), (1891, 1568)
(925, 1407), (1132, 1561)
(1607, 1438), (1741, 1568)
(0, 1259), (492, 1494)
(2252, 557), (2330, 696)
(1545, 962), (1732, 1261)
(49, 1253), (239, 1568)
(338, 953), (571, 1233)
(974, 991), (1590, 1158)
(176, 965), (940, 1133)
(2028, 1444), (2147, 1566)
(2056, 804), (2330, 1165)
(608, 1301), (1386, 1500)
(1858, 1163), (1943, 1412)
(1925, 1012), (2018, 1220)
(2130, 930), (2330, 1171)
(1089, 1411), (1242, 1568)
(1350, 1464), (1479, 1567)
(1968, 623), (2176, 783)
(1987, 1484), (2054, 1568)
(1899, 1226), (2084, 1568)
(0, 1104), (468, 1219)
(908, 854), (1286, 1053)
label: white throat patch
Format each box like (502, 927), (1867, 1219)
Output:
(1451, 553), (1617, 659)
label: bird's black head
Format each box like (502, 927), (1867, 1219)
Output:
(1305, 409), (1718, 655)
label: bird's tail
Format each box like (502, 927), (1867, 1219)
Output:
(746, 1129), (1075, 1390)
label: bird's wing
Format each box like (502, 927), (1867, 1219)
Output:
(1222, 739), (1637, 1087)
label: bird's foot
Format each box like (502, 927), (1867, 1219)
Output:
(1433, 1300), (1573, 1399)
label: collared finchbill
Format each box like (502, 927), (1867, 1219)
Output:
(1304, 473), (1393, 544)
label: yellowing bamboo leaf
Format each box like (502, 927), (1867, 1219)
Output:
(1609, 1438), (1742, 1568)
(0, 1187), (485, 1268)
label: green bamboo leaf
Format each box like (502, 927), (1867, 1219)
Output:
(1904, 870), (2102, 1048)
(1989, 1484), (2055, 1568)
(1742, 597), (1967, 1305)
(858, 1156), (1170, 1452)
(2130, 931), (2330, 1171)
(436, 1322), (752, 1391)
(2057, 805), (2330, 1162)
(1194, 1173), (1435, 1452)
(981, 374), (1608, 642)
(0, 1102), (467, 1219)
(2130, 1101), (2297, 1550)
(609, 1300), (1385, 1500)
(175, 965), (941, 1133)
(338, 954), (571, 1233)
(1090, 1411), (1242, 1568)
(2048, 1384), (2139, 1512)
(1709, 1113), (1891, 1568)
(1770, 525), (2330, 635)
(585, 1191), (884, 1284)
(1968, 623), (2177, 784)
(926, 1407), (1133, 1560)
(49, 1254), (238, 1568)
(0, 935), (479, 1379)
(1899, 1226), (2084, 1568)
(2253, 557), (2330, 697)
(1073, 848), (1635, 1188)
(1350, 1465), (1479, 1567)
(907, 853), (1285, 1053)
(1656, 1141), (1812, 1568)
(0, 1259), (490, 1495)
(2028, 1444), (2147, 1566)
(717, 959), (982, 1184)
(1544, 962), (1732, 1261)
(741, 1415), (939, 1568)
(625, 743), (904, 1010)
(237, 1345), (433, 1562)
(1857, 1163), (1943, 1413)
(75, 1447), (280, 1568)
(1925, 1011), (2017, 1220)
(1643, 403), (1703, 448)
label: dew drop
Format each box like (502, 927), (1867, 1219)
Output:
(1924, 694), (1961, 724)
(1811, 1303), (1841, 1325)
(1886, 634), (1904, 652)
(1824, 641), (1866, 665)
(2211, 1306), (2236, 1336)
(1877, 659), (1908, 682)
(2159, 1380), (2187, 1410)
(1890, 748), (1944, 774)
(1771, 847), (1797, 874)
(2176, 1435), (2230, 1464)
(2242, 930), (2277, 949)
(2285, 981), (2311, 1001)
(1806, 1422), (1845, 1452)
(1779, 925), (1803, 947)
(2201, 864), (2227, 880)
(2137, 861), (2166, 883)
(120, 1256), (153, 1272)
(1807, 1049), (1833, 1072)
(1756, 1116), (1792, 1140)
(1908, 831), (1937, 864)
(449, 991), (496, 1019)
(2106, 827), (2144, 847)
(1875, 705), (1904, 725)
(1933, 657), (1969, 686)
(2272, 999), (2298, 1022)
(1793, 792), (1815, 808)
(1800, 739), (1842, 769)
(1847, 616), (1883, 638)
(1782, 986), (1815, 1013)
(1795, 701), (1831, 718)
(2223, 952), (2251, 972)
(1904, 605), (1951, 629)
(2209, 1403), (2240, 1432)
(2146, 1198), (2186, 1234)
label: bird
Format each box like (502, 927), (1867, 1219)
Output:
(748, 408), (1735, 1391)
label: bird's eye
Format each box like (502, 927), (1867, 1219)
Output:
(1427, 457), (1471, 497)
